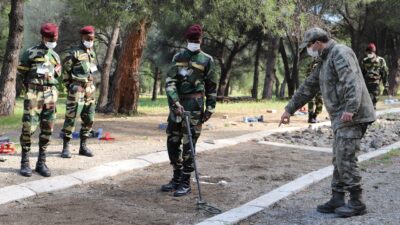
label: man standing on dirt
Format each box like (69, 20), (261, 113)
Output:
(360, 43), (389, 109)
(161, 24), (217, 197)
(279, 27), (376, 217)
(18, 23), (61, 177)
(60, 26), (98, 158)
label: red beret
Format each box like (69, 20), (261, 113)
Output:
(40, 23), (58, 38)
(185, 24), (202, 40)
(80, 25), (95, 35)
(366, 43), (376, 52)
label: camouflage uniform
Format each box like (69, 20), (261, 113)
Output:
(61, 42), (98, 140)
(360, 55), (388, 108)
(17, 42), (61, 176)
(165, 49), (217, 175)
(306, 59), (323, 122)
(286, 39), (376, 192)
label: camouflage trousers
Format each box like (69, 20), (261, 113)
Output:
(308, 92), (323, 116)
(20, 86), (58, 152)
(166, 97), (204, 174)
(331, 123), (368, 192)
(366, 83), (380, 108)
(62, 83), (96, 139)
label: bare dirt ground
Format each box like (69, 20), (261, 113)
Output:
(0, 142), (332, 225)
(0, 108), (330, 188)
(239, 150), (400, 225)
(264, 112), (400, 152)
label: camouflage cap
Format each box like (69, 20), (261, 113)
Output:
(299, 27), (329, 49)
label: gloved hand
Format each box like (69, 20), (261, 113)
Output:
(202, 110), (213, 123)
(172, 102), (185, 116)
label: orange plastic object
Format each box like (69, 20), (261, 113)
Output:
(0, 142), (15, 154)
(99, 132), (115, 141)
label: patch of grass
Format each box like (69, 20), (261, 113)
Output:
(361, 148), (400, 168)
(0, 97), (66, 131)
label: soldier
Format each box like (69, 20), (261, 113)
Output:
(360, 43), (389, 109)
(18, 23), (61, 177)
(307, 59), (323, 123)
(60, 26), (98, 158)
(280, 27), (375, 217)
(161, 24), (217, 197)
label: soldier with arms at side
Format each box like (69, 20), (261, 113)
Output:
(360, 43), (389, 109)
(280, 27), (375, 217)
(306, 58), (323, 123)
(161, 24), (217, 197)
(18, 23), (61, 177)
(60, 26), (99, 158)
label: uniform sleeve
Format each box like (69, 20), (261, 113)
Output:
(17, 49), (31, 79)
(285, 63), (321, 114)
(61, 50), (74, 87)
(204, 57), (217, 113)
(51, 52), (62, 78)
(333, 49), (363, 114)
(165, 55), (180, 104)
(380, 58), (389, 88)
(360, 59), (367, 82)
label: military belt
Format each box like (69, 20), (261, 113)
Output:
(28, 83), (53, 91)
(179, 92), (204, 100)
(72, 80), (92, 88)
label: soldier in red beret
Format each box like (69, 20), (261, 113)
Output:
(17, 23), (62, 177)
(360, 42), (389, 108)
(60, 25), (99, 158)
(161, 24), (217, 196)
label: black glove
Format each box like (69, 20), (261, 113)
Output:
(172, 102), (185, 116)
(202, 111), (213, 123)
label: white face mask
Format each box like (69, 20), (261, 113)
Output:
(45, 41), (57, 49)
(83, 40), (94, 49)
(187, 42), (200, 52)
(367, 53), (375, 58)
(307, 46), (319, 58)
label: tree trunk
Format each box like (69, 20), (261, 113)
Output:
(159, 79), (164, 95)
(279, 38), (294, 97)
(388, 37), (400, 95)
(217, 44), (239, 96)
(262, 36), (279, 99)
(110, 18), (151, 115)
(251, 38), (262, 99)
(0, 0), (23, 116)
(97, 19), (120, 112)
(151, 66), (159, 101)
(274, 74), (280, 98)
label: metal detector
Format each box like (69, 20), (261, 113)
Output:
(183, 111), (222, 214)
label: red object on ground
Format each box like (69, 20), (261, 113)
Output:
(100, 132), (115, 141)
(0, 143), (15, 154)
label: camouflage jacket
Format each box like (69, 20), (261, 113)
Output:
(166, 49), (217, 113)
(62, 42), (99, 86)
(360, 55), (388, 87)
(17, 43), (61, 85)
(285, 40), (376, 131)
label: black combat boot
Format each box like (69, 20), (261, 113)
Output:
(316, 190), (345, 213)
(308, 112), (315, 123)
(61, 137), (72, 158)
(35, 146), (51, 177)
(174, 173), (191, 197)
(20, 148), (32, 177)
(79, 137), (94, 157)
(335, 190), (367, 217)
(161, 169), (182, 192)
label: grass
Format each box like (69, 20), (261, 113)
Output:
(0, 98), (67, 130)
(0, 95), (287, 130)
(361, 148), (400, 169)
